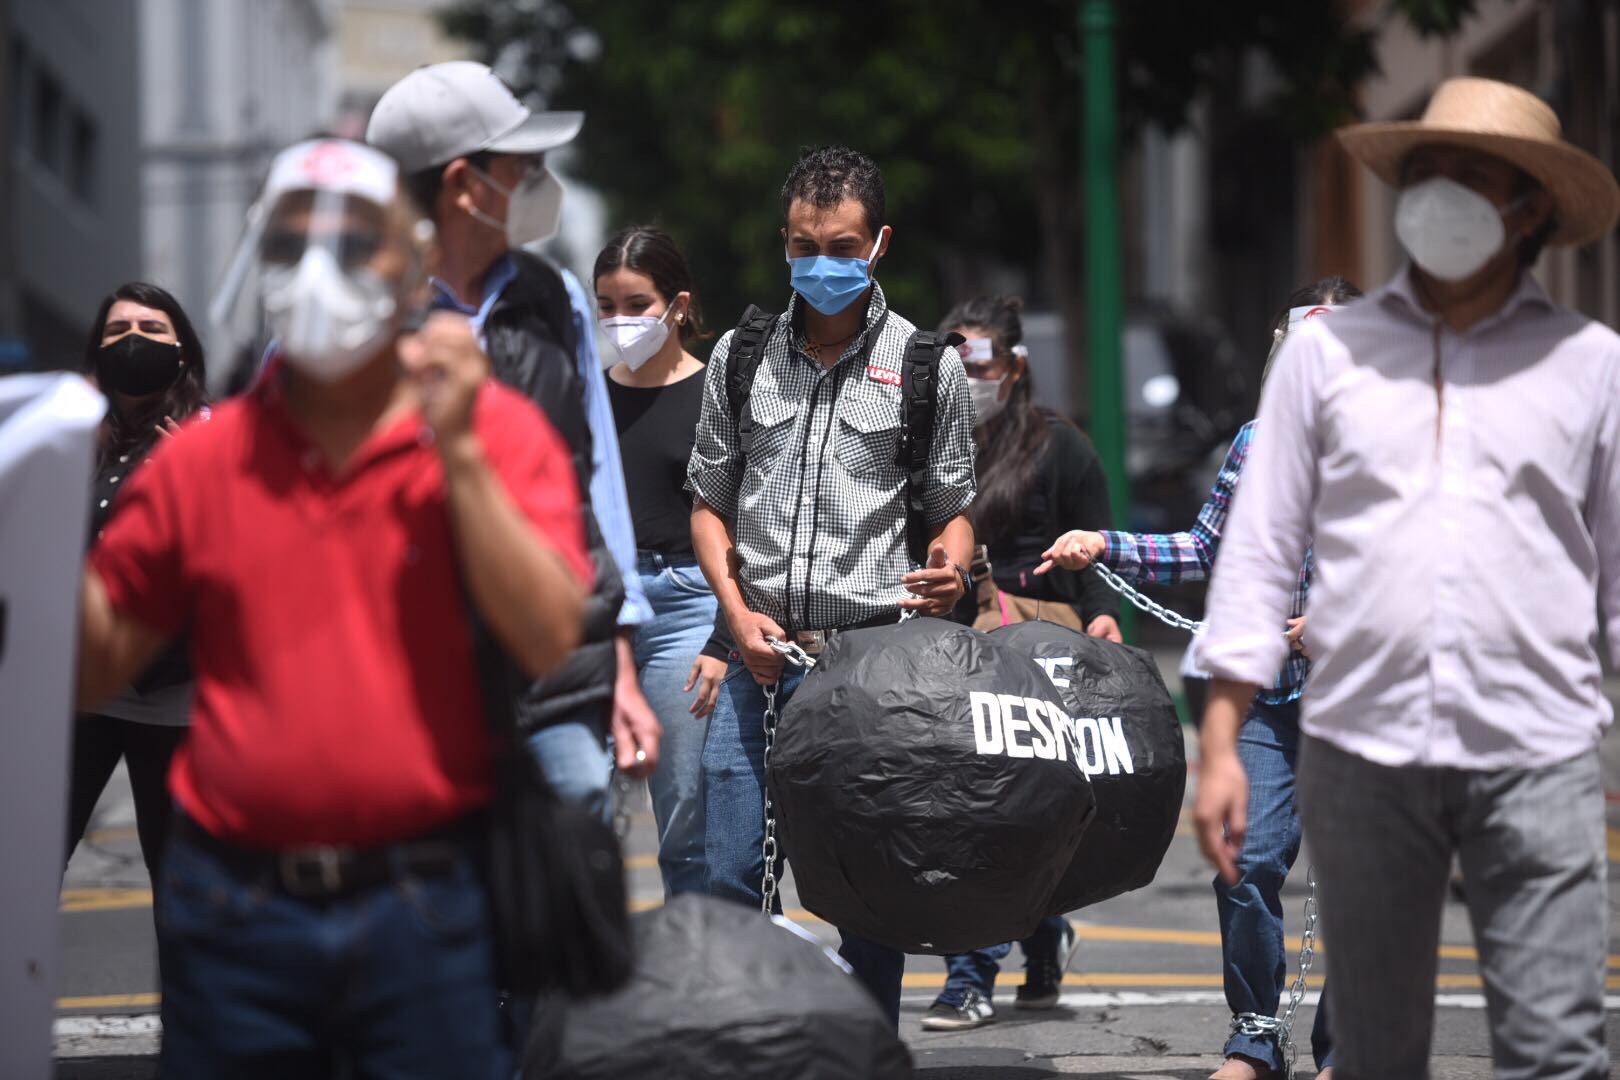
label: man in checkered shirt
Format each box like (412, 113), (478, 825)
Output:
(687, 145), (977, 1028)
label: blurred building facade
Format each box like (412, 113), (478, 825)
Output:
(333, 0), (470, 135)
(0, 0), (142, 372)
(141, 0), (339, 379)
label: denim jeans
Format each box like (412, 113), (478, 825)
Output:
(156, 822), (508, 1079)
(632, 552), (718, 896)
(703, 660), (908, 1028)
(1218, 696), (1333, 1072)
(528, 710), (613, 825)
(938, 915), (1066, 1006)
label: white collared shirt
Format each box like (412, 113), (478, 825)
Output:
(1194, 266), (1620, 769)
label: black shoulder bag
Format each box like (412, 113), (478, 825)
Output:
(467, 606), (633, 997)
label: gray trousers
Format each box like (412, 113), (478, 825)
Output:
(1296, 736), (1608, 1080)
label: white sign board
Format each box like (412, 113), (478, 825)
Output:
(0, 374), (106, 1079)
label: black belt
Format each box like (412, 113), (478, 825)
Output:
(789, 610), (903, 656)
(172, 813), (477, 900)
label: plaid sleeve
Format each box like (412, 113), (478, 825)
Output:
(685, 329), (744, 519)
(1097, 424), (1254, 585)
(923, 343), (977, 524)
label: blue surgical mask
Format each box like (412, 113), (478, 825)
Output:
(786, 234), (883, 316)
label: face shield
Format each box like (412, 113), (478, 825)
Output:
(209, 138), (431, 391)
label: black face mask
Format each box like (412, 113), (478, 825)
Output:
(96, 333), (183, 397)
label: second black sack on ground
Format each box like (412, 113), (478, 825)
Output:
(992, 620), (1186, 912)
(523, 894), (912, 1079)
(769, 617), (1097, 955)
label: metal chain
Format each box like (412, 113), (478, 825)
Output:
(766, 637), (818, 669)
(1088, 562), (1205, 635)
(611, 770), (634, 843)
(1228, 865), (1319, 1079)
(759, 680), (782, 914)
(1278, 864), (1320, 1078)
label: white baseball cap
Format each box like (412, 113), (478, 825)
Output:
(366, 61), (583, 174)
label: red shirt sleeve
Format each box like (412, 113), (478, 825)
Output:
(473, 382), (592, 583)
(88, 442), (191, 637)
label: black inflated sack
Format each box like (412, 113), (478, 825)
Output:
(992, 620), (1186, 912)
(767, 617), (1098, 955)
(524, 894), (912, 1079)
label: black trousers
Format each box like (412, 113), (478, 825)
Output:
(65, 713), (186, 881)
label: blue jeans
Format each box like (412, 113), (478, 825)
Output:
(528, 711), (613, 825)
(703, 661), (908, 1028)
(156, 823), (508, 1079)
(1218, 697), (1333, 1072)
(939, 915), (1067, 1006)
(632, 552), (718, 896)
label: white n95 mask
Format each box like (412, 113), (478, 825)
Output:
(1394, 177), (1522, 283)
(600, 308), (674, 371)
(470, 165), (565, 247)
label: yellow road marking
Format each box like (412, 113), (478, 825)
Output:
(1608, 827), (1620, 864)
(56, 993), (160, 1010)
(60, 889), (154, 914)
(624, 854), (658, 870)
(85, 827), (139, 845)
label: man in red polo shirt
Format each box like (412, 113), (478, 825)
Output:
(76, 138), (588, 1079)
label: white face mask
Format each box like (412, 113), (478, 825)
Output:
(968, 373), (1008, 425)
(469, 164), (564, 247)
(262, 245), (399, 382)
(600, 307), (674, 372)
(1394, 176), (1523, 283)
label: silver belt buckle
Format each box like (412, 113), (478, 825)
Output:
(793, 629), (831, 656)
(280, 846), (345, 895)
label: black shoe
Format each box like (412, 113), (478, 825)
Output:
(920, 990), (996, 1030)
(1015, 918), (1078, 1009)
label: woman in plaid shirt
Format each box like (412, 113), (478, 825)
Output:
(1042, 277), (1360, 1080)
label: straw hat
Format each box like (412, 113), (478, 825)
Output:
(1337, 77), (1619, 246)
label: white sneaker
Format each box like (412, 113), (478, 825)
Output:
(920, 990), (996, 1030)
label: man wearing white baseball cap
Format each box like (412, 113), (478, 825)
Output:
(1193, 77), (1620, 1079)
(369, 62), (661, 818)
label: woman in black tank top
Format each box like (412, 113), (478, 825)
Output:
(596, 227), (723, 898)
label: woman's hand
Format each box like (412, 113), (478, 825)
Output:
(685, 654), (728, 718)
(1285, 616), (1310, 660)
(1086, 614), (1123, 643)
(1036, 530), (1106, 575)
(154, 416), (182, 440)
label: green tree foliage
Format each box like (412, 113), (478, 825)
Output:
(442, 0), (1470, 351)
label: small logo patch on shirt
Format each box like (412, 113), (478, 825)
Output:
(867, 365), (901, 386)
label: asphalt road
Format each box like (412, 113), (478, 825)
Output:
(53, 675), (1620, 1078)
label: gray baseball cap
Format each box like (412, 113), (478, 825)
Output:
(366, 60), (583, 173)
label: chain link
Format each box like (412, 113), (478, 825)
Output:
(1228, 865), (1319, 1079)
(759, 681), (781, 914)
(611, 770), (634, 843)
(766, 637), (818, 669)
(1088, 562), (1205, 635)
(1278, 864), (1320, 1078)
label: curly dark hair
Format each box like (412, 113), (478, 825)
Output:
(83, 281), (208, 467)
(780, 145), (885, 236)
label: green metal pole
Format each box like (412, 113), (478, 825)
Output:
(1080, 0), (1131, 637)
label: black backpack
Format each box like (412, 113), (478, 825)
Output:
(723, 305), (963, 567)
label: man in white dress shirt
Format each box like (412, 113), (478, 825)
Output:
(1192, 78), (1620, 1080)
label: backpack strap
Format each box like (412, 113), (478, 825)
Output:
(896, 329), (965, 567)
(725, 305), (778, 456)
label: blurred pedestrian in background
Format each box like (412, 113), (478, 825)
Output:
(1193, 78), (1620, 1080)
(597, 225), (721, 897)
(76, 138), (590, 1078)
(1045, 276), (1362, 1079)
(367, 60), (659, 818)
(921, 293), (1119, 1032)
(65, 282), (209, 888)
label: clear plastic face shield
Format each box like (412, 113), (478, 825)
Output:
(209, 138), (433, 391)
